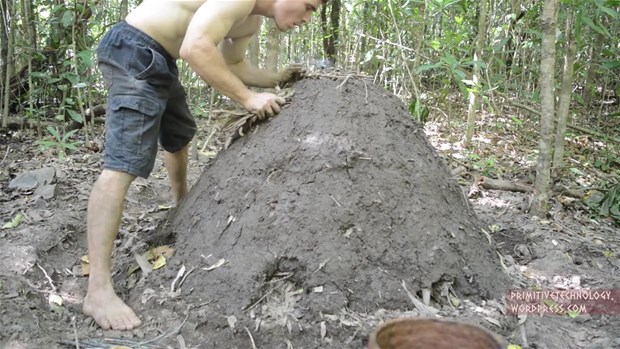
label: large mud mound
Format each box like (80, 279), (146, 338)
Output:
(141, 77), (509, 347)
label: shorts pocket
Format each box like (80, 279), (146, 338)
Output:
(110, 95), (161, 116)
(108, 95), (163, 155)
(132, 46), (171, 82)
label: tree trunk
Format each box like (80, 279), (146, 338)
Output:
(328, 0), (340, 63)
(22, 0), (37, 51)
(551, 9), (576, 176)
(1, 0), (15, 128)
(265, 20), (280, 72)
(583, 33), (604, 107)
(320, 0), (340, 64)
(248, 32), (260, 67)
(120, 0), (128, 19)
(530, 0), (558, 217)
(0, 0), (7, 100)
(20, 0), (37, 123)
(504, 0), (525, 75)
(464, 0), (488, 145)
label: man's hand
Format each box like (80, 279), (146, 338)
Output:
(242, 92), (286, 119)
(277, 64), (306, 87)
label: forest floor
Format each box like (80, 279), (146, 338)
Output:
(1, 76), (619, 349)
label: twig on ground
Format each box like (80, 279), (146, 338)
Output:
(519, 322), (529, 347)
(36, 263), (57, 293)
(477, 176), (531, 193)
(171, 265), (186, 293)
(0, 144), (10, 167)
(312, 258), (331, 273)
(329, 195), (342, 207)
(245, 327), (258, 349)
(177, 267), (196, 290)
(139, 305), (192, 346)
(306, 71), (367, 80)
(480, 228), (493, 244)
(71, 316), (79, 349)
(336, 74), (353, 89)
(244, 274), (294, 312)
(401, 280), (438, 317)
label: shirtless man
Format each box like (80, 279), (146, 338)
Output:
(83, 0), (327, 331)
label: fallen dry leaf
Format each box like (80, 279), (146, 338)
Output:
(48, 294), (63, 306)
(227, 315), (237, 331)
(200, 150), (217, 158)
(152, 255), (166, 270)
(80, 255), (90, 276)
(158, 204), (173, 211)
(81, 263), (90, 276)
(203, 258), (227, 271)
(171, 265), (186, 293)
(312, 286), (324, 293)
(151, 245), (175, 259)
(141, 288), (155, 304)
(2, 213), (23, 229)
(127, 263), (141, 276)
(134, 252), (153, 275)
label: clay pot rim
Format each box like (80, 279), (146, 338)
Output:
(368, 317), (508, 349)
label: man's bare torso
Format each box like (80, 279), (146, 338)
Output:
(126, 0), (262, 59)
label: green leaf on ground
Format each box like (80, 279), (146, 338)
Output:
(2, 213), (23, 229)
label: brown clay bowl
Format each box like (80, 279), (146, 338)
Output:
(368, 318), (508, 349)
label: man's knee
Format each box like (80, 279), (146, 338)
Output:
(97, 169), (137, 189)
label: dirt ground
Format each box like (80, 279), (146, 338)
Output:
(1, 76), (619, 349)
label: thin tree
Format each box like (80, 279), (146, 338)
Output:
(465, 0), (488, 146)
(265, 20), (280, 71)
(248, 32), (260, 66)
(531, 0), (559, 216)
(120, 0), (128, 19)
(320, 0), (340, 64)
(21, 0), (37, 128)
(1, 0), (15, 128)
(551, 8), (576, 176)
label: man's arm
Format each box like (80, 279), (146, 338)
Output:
(179, 1), (283, 117)
(221, 35), (281, 88)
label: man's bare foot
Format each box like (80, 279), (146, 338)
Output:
(83, 288), (142, 330)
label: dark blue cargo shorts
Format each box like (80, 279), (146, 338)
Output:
(96, 21), (197, 179)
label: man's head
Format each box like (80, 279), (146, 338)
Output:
(272, 0), (327, 32)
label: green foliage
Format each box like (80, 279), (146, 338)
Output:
(594, 150), (620, 172)
(417, 53), (471, 100)
(583, 183), (620, 223)
(408, 98), (429, 123)
(35, 126), (79, 160)
(468, 153), (500, 177)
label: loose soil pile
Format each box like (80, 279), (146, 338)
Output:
(131, 77), (511, 348)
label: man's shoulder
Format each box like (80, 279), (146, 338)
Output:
(227, 15), (263, 39)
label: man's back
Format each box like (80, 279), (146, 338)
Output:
(126, 0), (261, 59)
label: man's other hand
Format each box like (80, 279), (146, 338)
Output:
(277, 64), (306, 87)
(242, 92), (286, 119)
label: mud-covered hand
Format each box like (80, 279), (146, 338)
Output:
(242, 92), (286, 120)
(277, 64), (306, 88)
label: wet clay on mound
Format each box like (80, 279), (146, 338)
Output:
(136, 77), (510, 347)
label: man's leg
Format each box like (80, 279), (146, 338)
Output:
(83, 169), (142, 330)
(164, 144), (190, 204)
